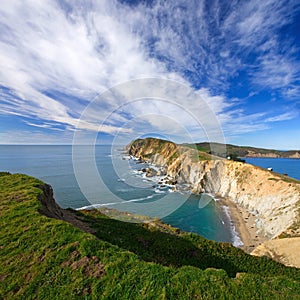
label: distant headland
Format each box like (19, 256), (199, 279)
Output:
(182, 142), (300, 159)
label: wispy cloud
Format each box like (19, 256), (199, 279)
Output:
(264, 111), (298, 122)
(0, 0), (167, 134)
(0, 0), (299, 144)
(252, 51), (300, 94)
(124, 0), (300, 93)
(23, 121), (65, 131)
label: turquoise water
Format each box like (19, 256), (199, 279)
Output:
(162, 194), (230, 242)
(244, 157), (300, 180)
(0, 145), (233, 243)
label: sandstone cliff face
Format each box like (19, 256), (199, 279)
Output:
(245, 151), (300, 158)
(251, 237), (300, 268)
(245, 151), (280, 158)
(288, 152), (300, 159)
(127, 138), (300, 239)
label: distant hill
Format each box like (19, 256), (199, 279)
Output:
(183, 142), (300, 159)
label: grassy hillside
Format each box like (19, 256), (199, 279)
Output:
(184, 142), (299, 158)
(128, 137), (213, 163)
(1, 172), (300, 299)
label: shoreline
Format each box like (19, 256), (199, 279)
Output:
(127, 154), (268, 252)
(218, 196), (267, 253)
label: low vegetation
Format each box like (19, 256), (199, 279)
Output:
(183, 142), (299, 159)
(1, 172), (300, 299)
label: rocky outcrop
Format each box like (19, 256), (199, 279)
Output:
(251, 237), (300, 268)
(288, 152), (300, 159)
(38, 184), (95, 234)
(245, 151), (300, 158)
(38, 184), (64, 220)
(244, 151), (300, 158)
(127, 138), (300, 239)
(245, 151), (280, 158)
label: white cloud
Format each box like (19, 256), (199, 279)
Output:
(252, 51), (300, 90)
(0, 0), (167, 133)
(23, 121), (64, 131)
(221, 0), (300, 94)
(264, 112), (298, 122)
(0, 0), (299, 144)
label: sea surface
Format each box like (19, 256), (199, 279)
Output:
(244, 157), (300, 181)
(0, 145), (252, 245)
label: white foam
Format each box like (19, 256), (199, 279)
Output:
(205, 193), (216, 199)
(122, 155), (131, 160)
(222, 205), (244, 247)
(116, 188), (134, 192)
(76, 194), (157, 210)
(130, 155), (140, 161)
(132, 170), (143, 175)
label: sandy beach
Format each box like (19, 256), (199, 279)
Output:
(218, 197), (268, 253)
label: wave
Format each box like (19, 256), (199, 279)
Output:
(132, 170), (143, 175)
(122, 155), (131, 160)
(116, 188), (135, 193)
(76, 193), (157, 210)
(222, 205), (244, 247)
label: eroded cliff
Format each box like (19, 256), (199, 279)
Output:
(127, 138), (300, 239)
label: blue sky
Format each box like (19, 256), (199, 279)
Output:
(0, 0), (300, 149)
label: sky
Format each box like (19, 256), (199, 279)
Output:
(0, 0), (300, 149)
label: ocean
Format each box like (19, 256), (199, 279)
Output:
(244, 157), (300, 181)
(7, 145), (299, 245)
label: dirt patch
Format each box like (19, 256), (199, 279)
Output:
(62, 256), (106, 278)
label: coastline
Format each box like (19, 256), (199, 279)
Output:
(127, 153), (269, 251)
(218, 196), (267, 253)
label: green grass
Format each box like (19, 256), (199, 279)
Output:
(137, 139), (213, 163)
(1, 173), (300, 299)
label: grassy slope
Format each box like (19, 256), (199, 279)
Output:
(1, 173), (300, 299)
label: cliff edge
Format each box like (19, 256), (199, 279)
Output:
(3, 172), (300, 298)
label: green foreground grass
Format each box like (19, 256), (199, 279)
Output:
(0, 172), (300, 299)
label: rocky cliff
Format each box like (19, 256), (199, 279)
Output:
(245, 151), (281, 158)
(245, 151), (300, 158)
(38, 183), (95, 234)
(251, 237), (300, 268)
(127, 138), (300, 239)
